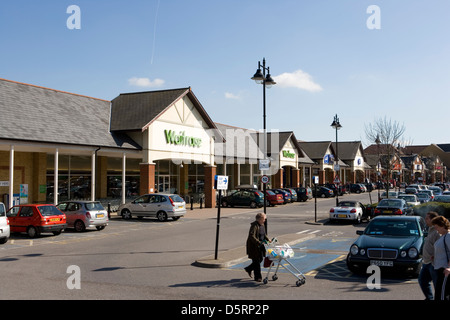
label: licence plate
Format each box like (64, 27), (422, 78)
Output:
(370, 260), (393, 267)
(179, 205), (184, 209)
(383, 210), (392, 214)
(96, 213), (104, 218)
(50, 218), (60, 222)
(338, 214), (347, 218)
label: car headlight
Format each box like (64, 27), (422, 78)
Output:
(350, 244), (359, 255)
(408, 248), (418, 258)
(400, 251), (407, 258)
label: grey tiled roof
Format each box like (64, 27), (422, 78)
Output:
(0, 79), (140, 150)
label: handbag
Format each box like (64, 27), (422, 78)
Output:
(263, 256), (272, 268)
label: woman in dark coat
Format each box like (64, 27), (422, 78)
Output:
(245, 213), (269, 282)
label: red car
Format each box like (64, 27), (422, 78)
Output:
(265, 190), (284, 206)
(7, 204), (67, 238)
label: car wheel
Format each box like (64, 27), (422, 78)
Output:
(27, 226), (40, 238)
(355, 214), (361, 224)
(172, 216), (180, 221)
(121, 209), (132, 220)
(157, 211), (168, 222)
(96, 226), (105, 231)
(221, 201), (228, 208)
(0, 237), (8, 244)
(52, 230), (62, 236)
(74, 220), (86, 232)
(250, 201), (257, 208)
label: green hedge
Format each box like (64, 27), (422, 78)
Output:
(412, 202), (450, 219)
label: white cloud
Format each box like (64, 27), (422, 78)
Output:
(128, 77), (165, 88)
(225, 92), (241, 100)
(273, 69), (323, 92)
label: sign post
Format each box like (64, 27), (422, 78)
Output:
(313, 176), (319, 223)
(214, 175), (228, 260)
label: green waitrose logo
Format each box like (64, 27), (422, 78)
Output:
(164, 130), (202, 148)
(282, 150), (295, 159)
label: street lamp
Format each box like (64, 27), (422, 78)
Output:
(375, 134), (381, 201)
(331, 114), (342, 206)
(251, 58), (276, 231)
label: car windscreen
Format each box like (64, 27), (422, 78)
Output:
(85, 202), (105, 211)
(338, 201), (356, 207)
(378, 200), (402, 208)
(0, 204), (4, 217)
(169, 195), (184, 203)
(266, 190), (275, 195)
(399, 196), (414, 201)
(365, 219), (420, 236)
(38, 205), (64, 216)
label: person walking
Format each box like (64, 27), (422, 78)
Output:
(244, 213), (269, 282)
(418, 211), (440, 300)
(431, 215), (450, 300)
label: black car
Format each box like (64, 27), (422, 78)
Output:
(374, 198), (413, 216)
(221, 190), (264, 208)
(312, 186), (334, 198)
(349, 184), (365, 193)
(346, 216), (426, 276)
(293, 187), (312, 202)
(324, 183), (344, 196)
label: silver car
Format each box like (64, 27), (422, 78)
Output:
(119, 194), (186, 222)
(0, 202), (10, 244)
(57, 201), (108, 232)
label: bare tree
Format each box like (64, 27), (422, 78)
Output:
(365, 117), (406, 197)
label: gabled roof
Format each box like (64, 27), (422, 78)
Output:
(110, 87), (218, 133)
(331, 141), (364, 161)
(0, 78), (140, 150)
(297, 141), (335, 160)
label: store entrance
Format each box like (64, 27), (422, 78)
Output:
(157, 175), (170, 193)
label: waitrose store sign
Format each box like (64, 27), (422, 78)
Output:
(164, 129), (202, 148)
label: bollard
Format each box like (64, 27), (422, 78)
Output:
(107, 203), (111, 219)
(200, 197), (203, 209)
(190, 196), (194, 210)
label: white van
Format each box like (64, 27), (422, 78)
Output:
(0, 202), (10, 244)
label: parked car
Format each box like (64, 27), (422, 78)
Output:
(0, 202), (10, 244)
(324, 183), (344, 196)
(282, 188), (297, 202)
(57, 201), (108, 232)
(428, 186), (443, 196)
(433, 195), (450, 203)
(329, 200), (370, 224)
(264, 190), (284, 206)
(416, 192), (432, 203)
(6, 204), (66, 238)
(349, 184), (365, 194)
(220, 190), (264, 208)
(397, 194), (420, 207)
(270, 189), (291, 203)
(373, 199), (413, 216)
(346, 216), (426, 276)
(419, 189), (435, 200)
(293, 187), (312, 202)
(380, 191), (399, 199)
(405, 187), (419, 195)
(119, 193), (186, 221)
(312, 186), (334, 198)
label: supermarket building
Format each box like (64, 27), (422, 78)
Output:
(0, 78), (313, 209)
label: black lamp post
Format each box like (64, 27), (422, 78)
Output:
(251, 58), (276, 230)
(375, 134), (381, 201)
(331, 114), (342, 206)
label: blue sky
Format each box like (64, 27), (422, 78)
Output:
(1, 0), (450, 147)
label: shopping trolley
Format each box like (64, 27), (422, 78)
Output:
(263, 239), (306, 287)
